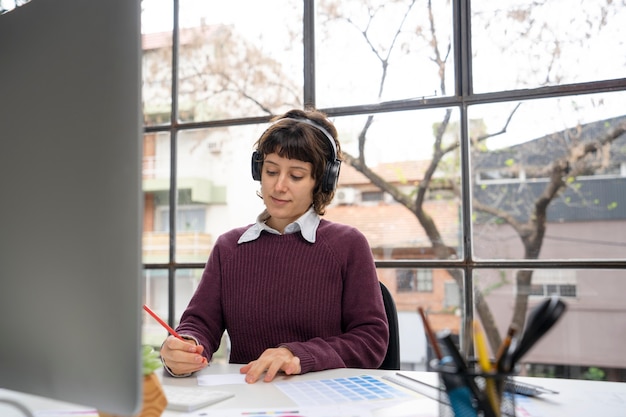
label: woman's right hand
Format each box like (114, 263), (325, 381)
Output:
(160, 335), (208, 376)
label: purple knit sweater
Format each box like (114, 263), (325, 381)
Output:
(175, 219), (389, 374)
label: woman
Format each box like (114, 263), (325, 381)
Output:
(160, 108), (389, 383)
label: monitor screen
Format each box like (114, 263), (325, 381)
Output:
(0, 0), (143, 415)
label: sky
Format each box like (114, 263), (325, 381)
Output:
(140, 0), (626, 162)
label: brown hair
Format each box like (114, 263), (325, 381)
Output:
(254, 108), (342, 215)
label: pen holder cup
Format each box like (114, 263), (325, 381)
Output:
(431, 360), (516, 417)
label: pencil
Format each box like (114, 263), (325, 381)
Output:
(474, 320), (500, 417)
(143, 304), (185, 341)
(495, 323), (519, 372)
(418, 307), (444, 360)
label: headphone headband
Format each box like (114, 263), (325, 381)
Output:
(275, 117), (339, 161)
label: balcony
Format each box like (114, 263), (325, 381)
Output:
(142, 231), (213, 264)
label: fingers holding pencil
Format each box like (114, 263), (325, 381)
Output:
(161, 336), (208, 374)
(143, 304), (209, 374)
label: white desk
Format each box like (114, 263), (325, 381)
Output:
(2, 364), (626, 416)
(1, 365), (432, 417)
(157, 363), (626, 417)
(160, 363), (438, 417)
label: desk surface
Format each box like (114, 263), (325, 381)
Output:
(160, 364), (438, 417)
(2, 364), (626, 417)
(159, 364), (626, 417)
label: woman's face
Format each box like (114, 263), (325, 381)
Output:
(260, 152), (316, 233)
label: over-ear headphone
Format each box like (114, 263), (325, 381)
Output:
(251, 117), (342, 193)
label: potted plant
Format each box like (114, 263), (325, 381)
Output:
(99, 345), (168, 417)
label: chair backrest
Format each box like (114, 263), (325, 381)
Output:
(379, 281), (401, 370)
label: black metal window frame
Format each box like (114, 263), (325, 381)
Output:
(142, 0), (626, 347)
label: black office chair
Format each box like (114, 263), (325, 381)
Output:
(379, 281), (401, 370)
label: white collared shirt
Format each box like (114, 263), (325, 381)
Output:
(238, 206), (320, 244)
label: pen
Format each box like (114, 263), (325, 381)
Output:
(505, 380), (559, 397)
(389, 371), (557, 399)
(394, 371), (439, 389)
(143, 304), (185, 341)
(381, 374), (441, 403)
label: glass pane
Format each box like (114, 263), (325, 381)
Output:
(176, 0), (303, 121)
(142, 269), (168, 346)
(326, 110), (463, 261)
(173, 268), (203, 321)
(174, 125), (265, 262)
(380, 268), (464, 370)
(175, 268), (231, 363)
(142, 268), (204, 346)
(141, 0), (173, 33)
(141, 0), (173, 126)
(472, 1), (626, 93)
(142, 132), (172, 264)
(470, 91), (626, 260)
(474, 269), (626, 382)
(317, 0), (454, 108)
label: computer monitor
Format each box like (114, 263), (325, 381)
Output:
(0, 0), (143, 415)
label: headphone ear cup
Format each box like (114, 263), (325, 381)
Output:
(251, 151), (262, 181)
(322, 159), (341, 193)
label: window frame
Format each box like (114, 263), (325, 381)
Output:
(142, 0), (626, 355)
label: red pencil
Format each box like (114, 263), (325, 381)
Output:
(418, 306), (444, 360)
(143, 304), (184, 341)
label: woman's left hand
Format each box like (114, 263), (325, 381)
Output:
(239, 347), (301, 383)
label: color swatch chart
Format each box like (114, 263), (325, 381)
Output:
(275, 375), (412, 407)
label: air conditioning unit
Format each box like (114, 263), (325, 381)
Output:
(207, 140), (222, 154)
(335, 187), (357, 205)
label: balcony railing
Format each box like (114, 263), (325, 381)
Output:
(142, 231), (213, 263)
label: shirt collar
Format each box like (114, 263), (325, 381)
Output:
(238, 206), (320, 244)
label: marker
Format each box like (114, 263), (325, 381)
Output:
(439, 357), (478, 417)
(438, 330), (496, 417)
(143, 304), (185, 341)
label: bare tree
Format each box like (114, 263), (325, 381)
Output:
(143, 23), (302, 123)
(320, 0), (625, 352)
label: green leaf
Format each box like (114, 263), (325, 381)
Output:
(142, 345), (163, 375)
